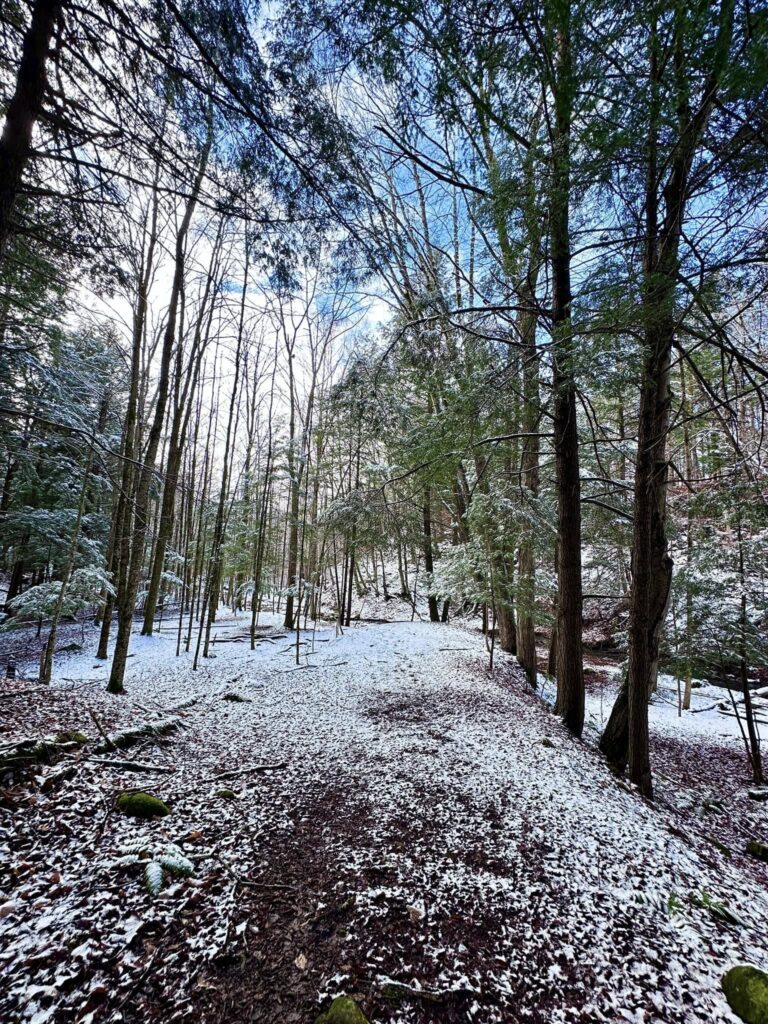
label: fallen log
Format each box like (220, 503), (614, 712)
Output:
(0, 737), (83, 775)
(94, 716), (183, 754)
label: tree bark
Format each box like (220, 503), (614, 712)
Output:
(422, 487), (440, 622)
(0, 0), (62, 258)
(623, 2), (733, 795)
(549, 0), (584, 737)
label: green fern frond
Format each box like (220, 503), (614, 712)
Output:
(144, 861), (164, 895)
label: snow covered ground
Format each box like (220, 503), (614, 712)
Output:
(1, 614), (767, 1023)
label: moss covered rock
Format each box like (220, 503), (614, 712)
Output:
(116, 792), (170, 819)
(55, 730), (88, 745)
(214, 788), (238, 800)
(315, 996), (369, 1024)
(723, 965), (768, 1023)
(222, 693), (250, 703)
(747, 841), (768, 863)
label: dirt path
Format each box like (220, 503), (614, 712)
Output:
(1, 619), (766, 1023)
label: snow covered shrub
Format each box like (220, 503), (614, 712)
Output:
(7, 566), (114, 622)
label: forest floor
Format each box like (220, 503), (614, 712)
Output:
(1, 611), (767, 1024)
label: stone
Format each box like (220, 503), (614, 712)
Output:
(214, 788), (238, 800)
(747, 841), (768, 863)
(722, 965), (768, 1024)
(315, 996), (369, 1024)
(115, 792), (170, 819)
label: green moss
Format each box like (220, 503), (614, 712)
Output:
(747, 841), (768, 863)
(55, 730), (88, 745)
(116, 792), (170, 819)
(723, 965), (768, 1023)
(315, 996), (369, 1024)
(214, 788), (238, 800)
(381, 982), (408, 1003)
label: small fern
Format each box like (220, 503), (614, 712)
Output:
(113, 839), (195, 896)
(144, 861), (164, 895)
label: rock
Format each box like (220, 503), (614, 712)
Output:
(115, 792), (170, 819)
(541, 738), (556, 748)
(55, 730), (88, 745)
(315, 996), (369, 1024)
(222, 693), (250, 703)
(748, 789), (768, 802)
(214, 788), (237, 800)
(59, 642), (82, 653)
(722, 965), (768, 1023)
(747, 841), (768, 863)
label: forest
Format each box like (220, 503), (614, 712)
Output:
(1, 0), (767, 1022)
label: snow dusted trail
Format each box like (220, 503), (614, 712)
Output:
(2, 618), (768, 1024)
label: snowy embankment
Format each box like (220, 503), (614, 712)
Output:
(1, 615), (766, 1024)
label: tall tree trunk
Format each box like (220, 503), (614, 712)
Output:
(141, 273), (213, 635)
(107, 130), (211, 694)
(422, 487), (440, 623)
(549, 0), (584, 736)
(737, 513), (763, 786)
(97, 181), (160, 660)
(607, 2), (734, 793)
(40, 441), (94, 683)
(516, 292), (540, 684)
(203, 253), (247, 658)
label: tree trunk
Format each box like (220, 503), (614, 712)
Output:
(549, 0), (584, 737)
(0, 0), (62, 258)
(623, 2), (733, 796)
(107, 130), (210, 694)
(516, 293), (540, 684)
(422, 487), (440, 623)
(40, 443), (94, 683)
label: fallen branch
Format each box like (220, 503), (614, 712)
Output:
(42, 763), (78, 791)
(163, 697), (199, 714)
(89, 708), (118, 751)
(214, 765), (288, 778)
(91, 757), (176, 774)
(375, 977), (473, 1004)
